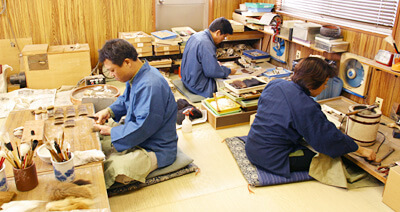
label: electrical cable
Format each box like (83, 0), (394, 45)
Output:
(75, 60), (100, 87)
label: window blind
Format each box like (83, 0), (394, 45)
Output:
(277, 0), (399, 35)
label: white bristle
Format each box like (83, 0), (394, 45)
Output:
(384, 35), (395, 47)
(19, 143), (31, 157)
(0, 150), (6, 158)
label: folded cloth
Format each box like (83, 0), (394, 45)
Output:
(309, 153), (381, 189)
(73, 150), (106, 167)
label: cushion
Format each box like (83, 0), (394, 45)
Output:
(225, 136), (313, 186)
(172, 79), (205, 103)
(107, 148), (197, 196)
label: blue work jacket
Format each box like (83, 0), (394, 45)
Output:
(181, 29), (231, 98)
(245, 79), (358, 177)
(109, 61), (178, 168)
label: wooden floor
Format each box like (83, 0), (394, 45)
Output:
(0, 79), (394, 212)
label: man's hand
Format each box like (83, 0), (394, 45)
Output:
(94, 108), (111, 125)
(355, 146), (376, 161)
(229, 68), (237, 75)
(93, 124), (112, 136)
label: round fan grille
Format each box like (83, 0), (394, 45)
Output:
(344, 59), (364, 88)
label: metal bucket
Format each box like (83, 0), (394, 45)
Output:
(345, 104), (382, 146)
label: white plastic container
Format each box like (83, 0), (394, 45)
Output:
(345, 104), (382, 146)
(182, 114), (192, 133)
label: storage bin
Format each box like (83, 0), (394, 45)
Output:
(262, 68), (292, 78)
(243, 49), (270, 60)
(315, 40), (349, 53)
(292, 23), (322, 41)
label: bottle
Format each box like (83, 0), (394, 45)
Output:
(182, 109), (192, 133)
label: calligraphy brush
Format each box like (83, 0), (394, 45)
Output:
(384, 35), (399, 54)
(4, 140), (21, 168)
(0, 150), (15, 168)
(19, 143), (30, 169)
(27, 140), (39, 166)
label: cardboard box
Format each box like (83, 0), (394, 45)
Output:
(154, 45), (180, 52)
(201, 102), (256, 129)
(135, 46), (153, 53)
(293, 22), (321, 41)
(154, 51), (180, 56)
(382, 166), (400, 211)
(119, 31), (152, 43)
(131, 42), (152, 48)
(138, 52), (153, 57)
(229, 20), (244, 32)
(22, 44), (91, 89)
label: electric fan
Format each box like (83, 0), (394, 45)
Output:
(339, 53), (372, 98)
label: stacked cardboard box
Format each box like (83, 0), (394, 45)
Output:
(171, 27), (196, 54)
(119, 31), (153, 57)
(151, 30), (182, 56)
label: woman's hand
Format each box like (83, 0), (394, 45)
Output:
(355, 146), (376, 161)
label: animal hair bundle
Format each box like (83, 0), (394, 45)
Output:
(45, 197), (94, 211)
(46, 181), (94, 201)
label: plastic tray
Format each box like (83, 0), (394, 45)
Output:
(248, 7), (273, 12)
(223, 76), (268, 94)
(245, 3), (274, 9)
(243, 49), (270, 60)
(203, 96), (241, 115)
(151, 30), (178, 40)
(262, 68), (293, 78)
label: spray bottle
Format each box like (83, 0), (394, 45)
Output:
(182, 108), (193, 133)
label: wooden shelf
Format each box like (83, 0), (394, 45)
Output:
(224, 30), (264, 41)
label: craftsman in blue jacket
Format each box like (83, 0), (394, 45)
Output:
(94, 39), (178, 188)
(181, 17), (237, 98)
(245, 57), (375, 178)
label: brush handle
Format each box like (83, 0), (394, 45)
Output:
(394, 43), (399, 54)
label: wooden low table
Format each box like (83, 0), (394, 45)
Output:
(318, 96), (400, 183)
(2, 103), (110, 210)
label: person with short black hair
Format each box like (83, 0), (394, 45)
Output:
(181, 17), (237, 98)
(94, 39), (178, 188)
(245, 57), (375, 178)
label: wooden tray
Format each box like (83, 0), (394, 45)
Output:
(70, 84), (120, 104)
(223, 76), (267, 94)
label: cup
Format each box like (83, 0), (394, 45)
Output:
(13, 162), (39, 192)
(0, 164), (8, 191)
(51, 153), (75, 182)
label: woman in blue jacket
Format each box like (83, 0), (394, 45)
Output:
(245, 57), (375, 178)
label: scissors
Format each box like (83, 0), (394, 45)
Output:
(377, 163), (397, 176)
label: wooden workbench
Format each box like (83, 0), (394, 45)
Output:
(2, 103), (110, 210)
(318, 96), (400, 183)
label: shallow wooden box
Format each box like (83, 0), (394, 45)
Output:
(22, 44), (91, 89)
(201, 102), (256, 129)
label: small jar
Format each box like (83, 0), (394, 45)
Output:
(41, 110), (48, 120)
(47, 105), (55, 117)
(34, 110), (42, 120)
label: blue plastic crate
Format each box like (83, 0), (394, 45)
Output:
(262, 68), (292, 78)
(245, 3), (274, 9)
(243, 49), (270, 60)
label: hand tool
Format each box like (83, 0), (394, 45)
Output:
(346, 104), (378, 116)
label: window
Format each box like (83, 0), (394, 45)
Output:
(276, 0), (399, 35)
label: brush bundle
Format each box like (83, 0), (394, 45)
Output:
(44, 131), (71, 163)
(0, 132), (39, 169)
